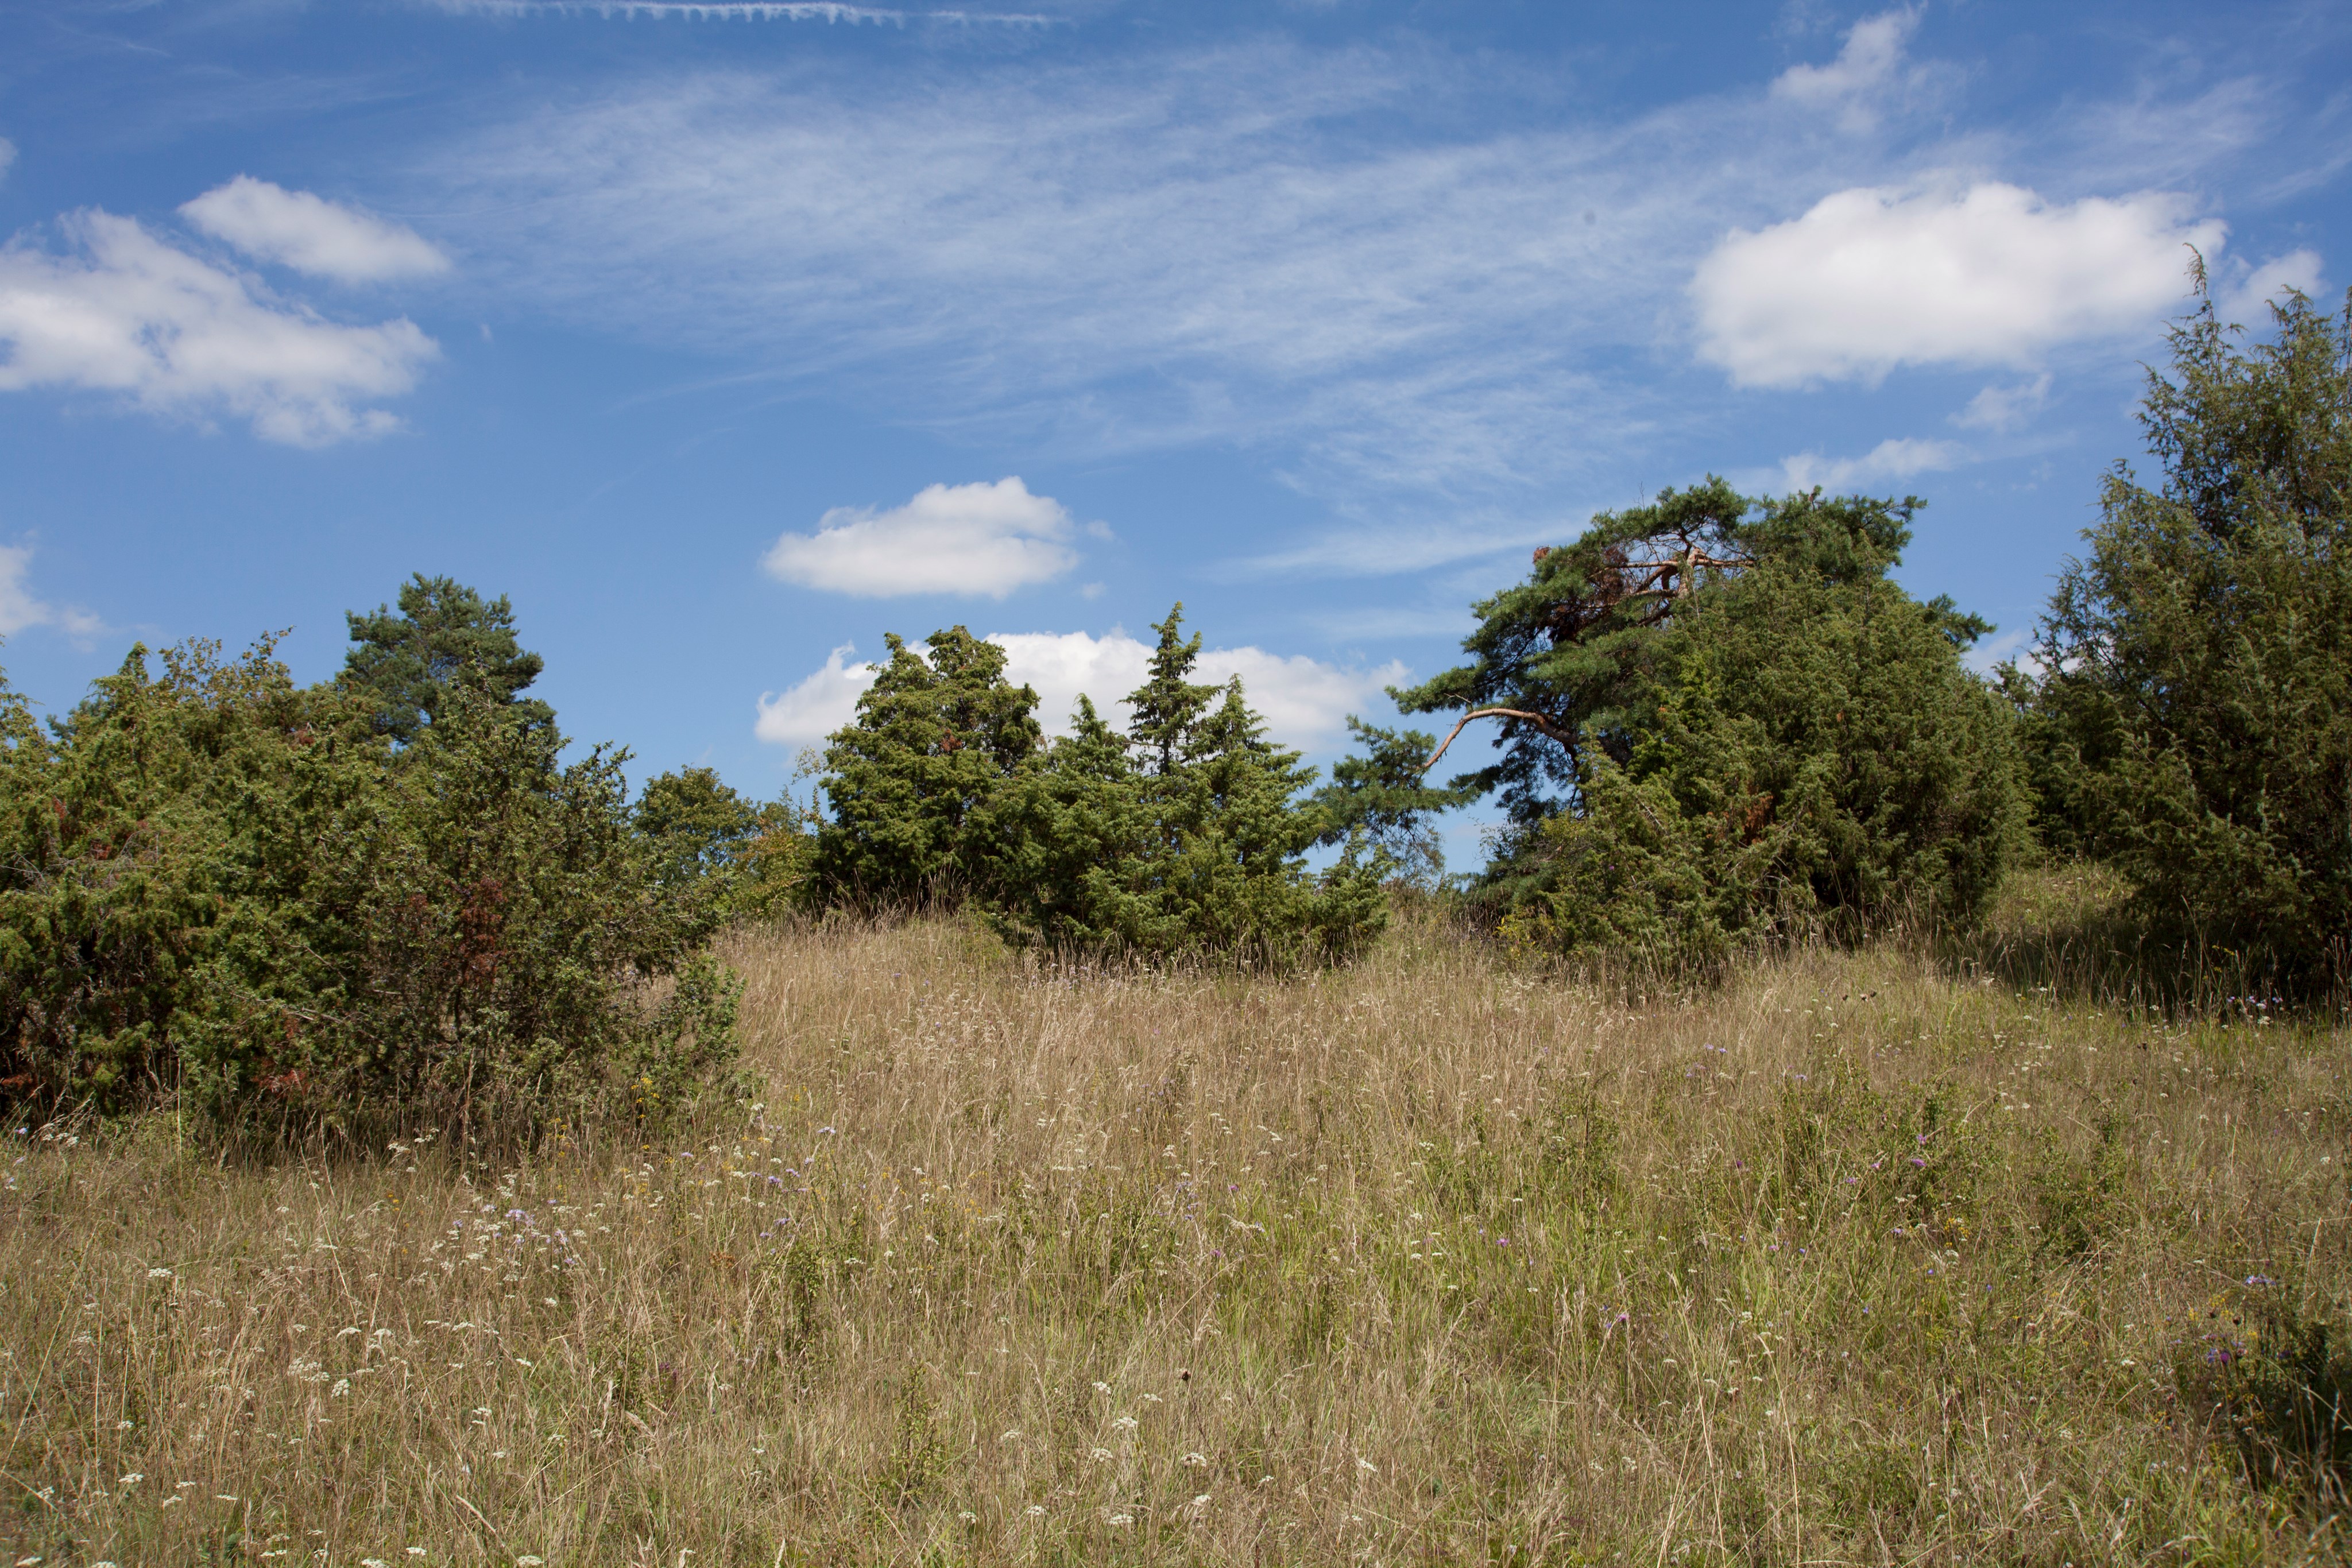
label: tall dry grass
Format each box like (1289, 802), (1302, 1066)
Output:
(4, 881), (2348, 1565)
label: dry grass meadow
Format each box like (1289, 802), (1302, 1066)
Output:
(5, 877), (2349, 1566)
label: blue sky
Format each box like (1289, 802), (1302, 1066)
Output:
(1, 0), (2346, 841)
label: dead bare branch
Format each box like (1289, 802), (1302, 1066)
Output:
(1422, 706), (1575, 774)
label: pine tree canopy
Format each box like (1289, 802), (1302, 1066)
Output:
(1392, 481), (1986, 827)
(341, 574), (553, 743)
(1399, 481), (2022, 954)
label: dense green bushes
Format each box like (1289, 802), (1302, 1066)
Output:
(810, 606), (1386, 961)
(1396, 483), (2025, 963)
(9, 275), (2339, 1145)
(1378, 276), (2351, 988)
(0, 633), (738, 1137)
(2018, 278), (2351, 982)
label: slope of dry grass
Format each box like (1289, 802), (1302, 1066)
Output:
(5, 886), (2348, 1565)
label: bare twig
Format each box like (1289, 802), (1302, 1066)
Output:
(1422, 706), (1574, 773)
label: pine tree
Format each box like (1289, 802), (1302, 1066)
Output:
(1310, 718), (1479, 885)
(341, 574), (553, 743)
(1400, 483), (2022, 954)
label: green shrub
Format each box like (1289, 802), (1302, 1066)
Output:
(810, 626), (1042, 908)
(813, 606), (1386, 962)
(1403, 483), (2025, 961)
(976, 608), (1386, 960)
(2022, 279), (2352, 983)
(0, 636), (738, 1139)
(636, 764), (813, 921)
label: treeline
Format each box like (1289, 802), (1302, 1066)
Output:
(1405, 276), (2349, 984)
(2, 274), (2343, 1137)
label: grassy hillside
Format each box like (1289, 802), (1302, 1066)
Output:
(4, 880), (2347, 1565)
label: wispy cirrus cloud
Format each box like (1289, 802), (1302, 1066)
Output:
(1953, 373), (2052, 434)
(411, 20), (2308, 568)
(425, 1), (1054, 22)
(0, 543), (102, 640)
(1776, 435), (1965, 494)
(1771, 8), (1929, 132)
(416, 47), (1818, 520)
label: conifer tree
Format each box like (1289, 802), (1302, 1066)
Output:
(2024, 274), (2352, 978)
(810, 628), (1042, 907)
(1310, 717), (1479, 885)
(1401, 483), (2022, 955)
(1126, 603), (1221, 775)
(342, 574), (553, 743)
(964, 606), (1384, 959)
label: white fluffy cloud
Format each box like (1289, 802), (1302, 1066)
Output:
(0, 210), (439, 445)
(2223, 247), (2326, 324)
(181, 176), (450, 284)
(990, 629), (1405, 746)
(753, 628), (1402, 750)
(752, 641), (872, 749)
(1771, 9), (1920, 130)
(763, 477), (1080, 598)
(1777, 435), (1963, 493)
(1693, 182), (2226, 387)
(0, 543), (102, 639)
(0, 140), (15, 184)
